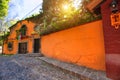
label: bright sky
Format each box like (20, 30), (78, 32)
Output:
(5, 0), (81, 21)
(73, 0), (81, 9)
(6, 0), (43, 21)
(1, 0), (81, 31)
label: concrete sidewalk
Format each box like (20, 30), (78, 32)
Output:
(38, 57), (111, 80)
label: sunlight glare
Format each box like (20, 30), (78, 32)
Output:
(73, 0), (82, 10)
(63, 4), (69, 10)
(64, 15), (67, 18)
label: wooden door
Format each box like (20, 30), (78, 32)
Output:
(18, 42), (27, 54)
(34, 39), (40, 53)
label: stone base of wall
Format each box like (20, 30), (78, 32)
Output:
(38, 57), (111, 80)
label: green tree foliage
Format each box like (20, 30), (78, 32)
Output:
(0, 40), (3, 46)
(0, 0), (9, 19)
(42, 0), (72, 22)
(40, 0), (101, 35)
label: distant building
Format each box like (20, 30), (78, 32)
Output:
(3, 15), (42, 54)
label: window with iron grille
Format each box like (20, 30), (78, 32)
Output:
(8, 42), (13, 51)
(20, 25), (27, 36)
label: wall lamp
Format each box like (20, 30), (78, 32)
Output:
(110, 0), (120, 29)
(110, 0), (118, 13)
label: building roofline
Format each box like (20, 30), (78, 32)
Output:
(86, 0), (106, 13)
(9, 13), (43, 30)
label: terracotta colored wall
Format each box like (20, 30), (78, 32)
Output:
(3, 40), (18, 54)
(3, 20), (38, 54)
(41, 20), (105, 71)
(101, 0), (120, 79)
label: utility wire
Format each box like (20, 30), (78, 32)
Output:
(22, 3), (42, 19)
(4, 2), (42, 28)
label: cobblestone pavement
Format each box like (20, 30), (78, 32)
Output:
(0, 55), (80, 80)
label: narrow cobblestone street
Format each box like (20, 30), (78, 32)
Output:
(0, 55), (80, 80)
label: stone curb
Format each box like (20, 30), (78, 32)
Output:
(38, 57), (111, 80)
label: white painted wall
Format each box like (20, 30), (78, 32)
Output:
(0, 46), (2, 54)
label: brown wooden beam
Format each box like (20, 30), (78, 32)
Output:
(86, 0), (103, 12)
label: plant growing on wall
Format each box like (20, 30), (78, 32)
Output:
(39, 0), (101, 35)
(16, 26), (27, 40)
(16, 30), (20, 40)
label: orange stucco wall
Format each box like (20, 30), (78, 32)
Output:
(3, 40), (18, 54)
(41, 20), (105, 71)
(3, 20), (40, 54)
